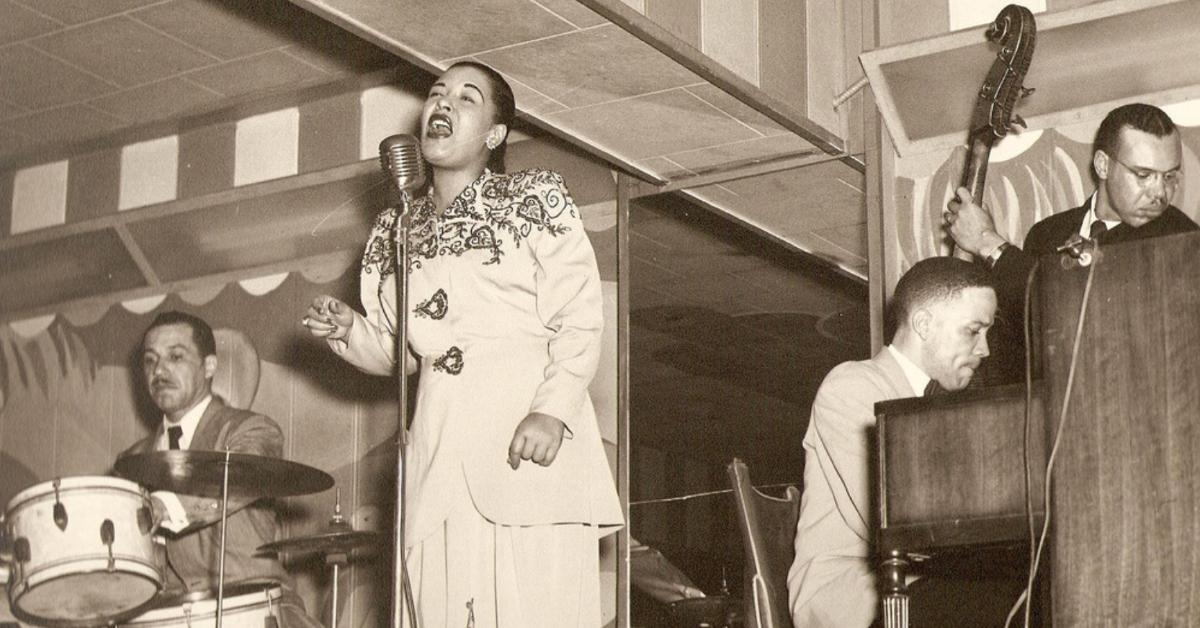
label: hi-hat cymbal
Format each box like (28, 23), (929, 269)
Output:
(115, 450), (334, 498)
(258, 526), (385, 555)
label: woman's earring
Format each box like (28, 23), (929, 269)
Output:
(485, 137), (498, 150)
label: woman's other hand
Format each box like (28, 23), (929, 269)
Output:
(302, 295), (354, 340)
(507, 412), (566, 469)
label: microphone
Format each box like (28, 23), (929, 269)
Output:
(1056, 233), (1099, 268)
(378, 134), (427, 194)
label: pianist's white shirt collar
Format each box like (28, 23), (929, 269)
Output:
(157, 394), (212, 451)
(887, 345), (932, 397)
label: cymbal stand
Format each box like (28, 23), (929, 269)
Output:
(216, 449), (232, 628)
(328, 490), (349, 628)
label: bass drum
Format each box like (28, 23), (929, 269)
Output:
(4, 476), (164, 626)
(120, 583), (283, 628)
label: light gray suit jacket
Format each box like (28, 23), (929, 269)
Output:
(787, 348), (915, 628)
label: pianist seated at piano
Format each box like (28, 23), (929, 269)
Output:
(787, 257), (1011, 627)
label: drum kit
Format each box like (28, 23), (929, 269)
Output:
(0, 451), (383, 628)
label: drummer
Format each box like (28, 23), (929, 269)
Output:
(117, 311), (321, 628)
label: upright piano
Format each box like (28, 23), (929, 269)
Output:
(875, 232), (1200, 627)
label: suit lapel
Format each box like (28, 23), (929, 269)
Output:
(190, 396), (228, 451)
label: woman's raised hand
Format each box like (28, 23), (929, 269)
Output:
(302, 295), (354, 340)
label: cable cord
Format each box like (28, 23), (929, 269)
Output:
(1003, 252), (1099, 628)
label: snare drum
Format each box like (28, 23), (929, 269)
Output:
(120, 583), (282, 628)
(4, 476), (164, 625)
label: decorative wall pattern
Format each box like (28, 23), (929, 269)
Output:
(887, 104), (1200, 292)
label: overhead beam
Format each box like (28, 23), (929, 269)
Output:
(0, 159), (378, 253)
(575, 0), (864, 173)
(629, 151), (863, 198)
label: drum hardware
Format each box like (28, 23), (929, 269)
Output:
(101, 519), (116, 572)
(117, 451), (333, 628)
(52, 479), (67, 531)
(258, 490), (382, 628)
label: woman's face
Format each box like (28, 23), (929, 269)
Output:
(420, 65), (504, 171)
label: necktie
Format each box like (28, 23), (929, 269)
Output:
(167, 425), (183, 450)
(1089, 220), (1109, 241)
(924, 379), (944, 396)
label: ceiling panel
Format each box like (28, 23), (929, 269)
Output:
(0, 0), (58, 43)
(0, 45), (117, 109)
(665, 134), (821, 172)
(187, 51), (330, 98)
(550, 89), (760, 159)
(89, 78), (221, 122)
(13, 0), (163, 25)
(533, 0), (607, 28)
(313, 0), (575, 61)
(684, 83), (792, 137)
(0, 229), (147, 314)
(130, 0), (298, 60)
(0, 129), (37, 158)
(33, 16), (216, 88)
(0, 99), (27, 120)
(282, 20), (397, 75)
(480, 24), (700, 108)
(0, 105), (125, 145)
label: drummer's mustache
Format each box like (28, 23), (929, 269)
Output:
(151, 378), (174, 389)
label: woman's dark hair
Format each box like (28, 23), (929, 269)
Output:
(446, 61), (516, 173)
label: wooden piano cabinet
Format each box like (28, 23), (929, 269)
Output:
(1038, 232), (1200, 626)
(875, 383), (1046, 628)
(877, 383), (1047, 554)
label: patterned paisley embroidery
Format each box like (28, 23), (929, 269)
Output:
(414, 289), (448, 320)
(360, 208), (399, 280)
(392, 168), (577, 269)
(432, 346), (464, 375)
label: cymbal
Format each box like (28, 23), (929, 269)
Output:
(258, 526), (385, 555)
(115, 450), (334, 498)
(668, 595), (741, 628)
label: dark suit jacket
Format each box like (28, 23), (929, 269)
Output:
(118, 396), (290, 592)
(982, 200), (1198, 382)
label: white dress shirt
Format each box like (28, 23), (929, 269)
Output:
(887, 345), (932, 396)
(1077, 194), (1120, 239)
(152, 395), (213, 531)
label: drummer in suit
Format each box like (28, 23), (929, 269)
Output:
(117, 311), (320, 628)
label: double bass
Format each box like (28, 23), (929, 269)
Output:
(950, 4), (1037, 386)
(879, 7), (1038, 628)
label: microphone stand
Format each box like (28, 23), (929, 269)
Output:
(390, 187), (418, 628)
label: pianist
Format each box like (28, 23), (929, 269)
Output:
(786, 257), (996, 627)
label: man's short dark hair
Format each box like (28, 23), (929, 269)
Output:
(888, 257), (993, 340)
(143, 310), (216, 357)
(1094, 103), (1177, 160)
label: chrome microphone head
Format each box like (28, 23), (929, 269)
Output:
(378, 134), (427, 193)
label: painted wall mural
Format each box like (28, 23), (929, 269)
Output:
(887, 105), (1200, 292)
